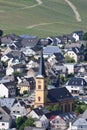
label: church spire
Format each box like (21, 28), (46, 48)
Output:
(39, 50), (47, 77)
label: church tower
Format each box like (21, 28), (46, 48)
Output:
(34, 51), (48, 108)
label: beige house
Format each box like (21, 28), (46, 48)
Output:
(64, 47), (84, 63)
(17, 79), (30, 95)
(27, 67), (39, 78)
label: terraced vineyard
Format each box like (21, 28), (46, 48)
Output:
(0, 0), (87, 37)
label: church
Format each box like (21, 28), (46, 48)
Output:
(34, 51), (74, 113)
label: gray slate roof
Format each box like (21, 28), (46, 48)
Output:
(48, 87), (73, 103)
(81, 109), (87, 119)
(0, 98), (15, 110)
(43, 46), (61, 55)
(67, 77), (87, 86)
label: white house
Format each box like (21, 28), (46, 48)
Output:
(72, 33), (79, 42)
(26, 60), (38, 69)
(0, 115), (12, 130)
(0, 82), (16, 98)
(27, 108), (49, 129)
(22, 47), (36, 56)
(6, 67), (14, 76)
(68, 118), (87, 130)
(65, 77), (87, 95)
(0, 106), (12, 130)
(43, 46), (61, 58)
(1, 55), (9, 62)
(11, 101), (28, 118)
(0, 83), (8, 97)
(48, 55), (57, 66)
(35, 115), (49, 128)
(64, 63), (76, 74)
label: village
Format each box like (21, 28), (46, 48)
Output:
(0, 30), (87, 130)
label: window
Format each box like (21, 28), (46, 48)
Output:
(38, 85), (41, 89)
(65, 104), (67, 112)
(68, 104), (70, 112)
(17, 111), (20, 113)
(57, 120), (59, 123)
(2, 123), (5, 126)
(61, 105), (63, 112)
(72, 90), (73, 93)
(72, 103), (74, 111)
(38, 96), (41, 101)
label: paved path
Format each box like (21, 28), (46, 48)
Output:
(65, 0), (81, 22)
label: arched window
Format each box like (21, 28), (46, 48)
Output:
(65, 104), (67, 112)
(72, 103), (74, 111)
(61, 105), (63, 112)
(38, 96), (41, 101)
(68, 104), (70, 112)
(38, 85), (41, 89)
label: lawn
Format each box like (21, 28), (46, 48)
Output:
(0, 0), (87, 37)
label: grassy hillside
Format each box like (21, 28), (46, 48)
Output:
(0, 0), (87, 37)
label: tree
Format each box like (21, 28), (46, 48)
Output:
(20, 117), (35, 130)
(1, 61), (8, 68)
(24, 117), (35, 127)
(52, 104), (59, 111)
(45, 105), (52, 111)
(59, 74), (68, 84)
(67, 73), (74, 78)
(16, 116), (26, 129)
(65, 55), (75, 63)
(13, 71), (23, 77)
(83, 32), (87, 40)
(16, 116), (35, 130)
(13, 71), (23, 81)
(74, 99), (87, 114)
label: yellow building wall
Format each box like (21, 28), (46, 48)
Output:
(20, 86), (30, 94)
(35, 77), (48, 107)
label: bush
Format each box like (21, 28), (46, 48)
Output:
(65, 55), (75, 63)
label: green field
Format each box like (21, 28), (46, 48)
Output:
(0, 0), (87, 37)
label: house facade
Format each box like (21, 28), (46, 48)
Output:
(27, 108), (49, 129)
(11, 101), (28, 118)
(65, 77), (87, 95)
(0, 81), (16, 98)
(17, 79), (30, 95)
(0, 106), (12, 130)
(50, 115), (66, 129)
